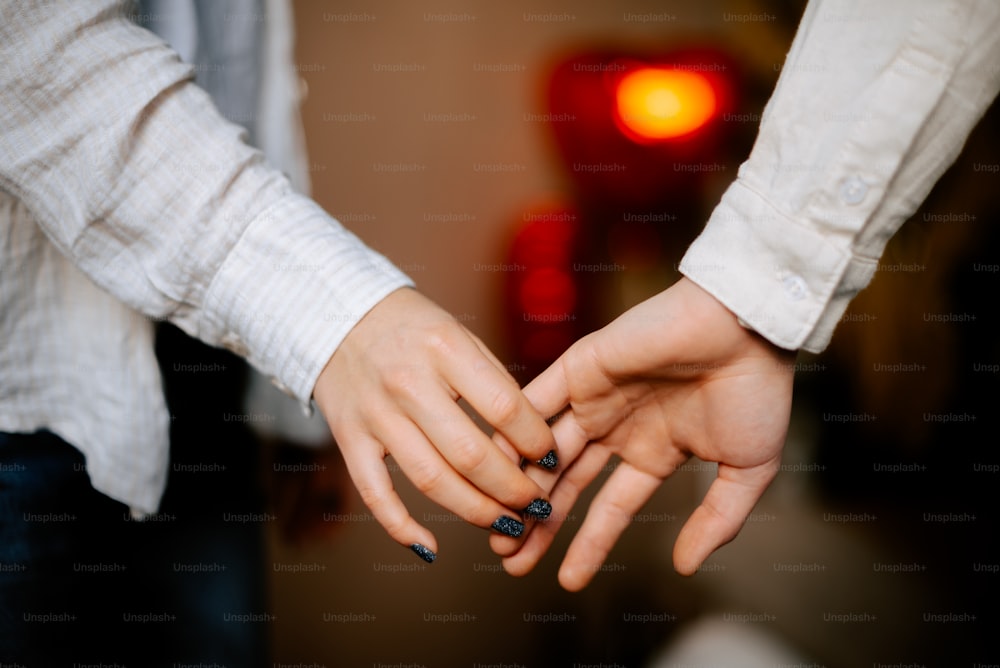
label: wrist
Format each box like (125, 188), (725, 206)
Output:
(676, 277), (798, 366)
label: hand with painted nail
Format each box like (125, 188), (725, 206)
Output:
(313, 287), (556, 563)
(489, 278), (796, 590)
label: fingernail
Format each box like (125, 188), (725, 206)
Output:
(523, 498), (552, 520)
(410, 543), (437, 563)
(536, 449), (558, 470)
(491, 515), (524, 538)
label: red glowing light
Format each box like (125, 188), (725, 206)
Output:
(615, 68), (717, 141)
(518, 267), (577, 317)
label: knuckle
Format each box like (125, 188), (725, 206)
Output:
(494, 475), (537, 510)
(424, 322), (460, 358)
(449, 434), (490, 473)
(461, 496), (498, 527)
(603, 494), (634, 525)
(560, 474), (585, 501)
(487, 387), (521, 429)
(380, 363), (422, 399)
(356, 485), (406, 537)
(407, 457), (446, 495)
(356, 483), (385, 511)
(577, 530), (612, 562)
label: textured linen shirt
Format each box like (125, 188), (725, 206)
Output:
(681, 0), (1000, 353)
(0, 1), (412, 513)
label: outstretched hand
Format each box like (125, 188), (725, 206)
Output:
(490, 278), (796, 590)
(314, 288), (555, 561)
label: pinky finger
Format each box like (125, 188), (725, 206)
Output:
(339, 434), (440, 563)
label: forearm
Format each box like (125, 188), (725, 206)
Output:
(0, 0), (412, 402)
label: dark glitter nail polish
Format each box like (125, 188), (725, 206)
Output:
(492, 515), (524, 538)
(523, 498), (552, 520)
(537, 449), (558, 470)
(410, 543), (436, 563)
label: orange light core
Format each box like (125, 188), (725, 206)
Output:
(616, 68), (716, 140)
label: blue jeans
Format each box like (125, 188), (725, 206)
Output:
(0, 430), (268, 666)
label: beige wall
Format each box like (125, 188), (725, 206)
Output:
(292, 0), (792, 358)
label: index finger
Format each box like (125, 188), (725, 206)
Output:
(441, 335), (558, 465)
(399, 390), (551, 513)
(518, 353), (572, 427)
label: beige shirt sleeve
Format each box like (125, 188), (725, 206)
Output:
(0, 1), (413, 403)
(680, 0), (1000, 353)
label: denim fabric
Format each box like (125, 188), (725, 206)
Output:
(0, 430), (268, 667)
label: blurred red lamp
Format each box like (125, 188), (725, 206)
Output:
(543, 49), (737, 207)
(505, 47), (739, 375)
(615, 67), (717, 142)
